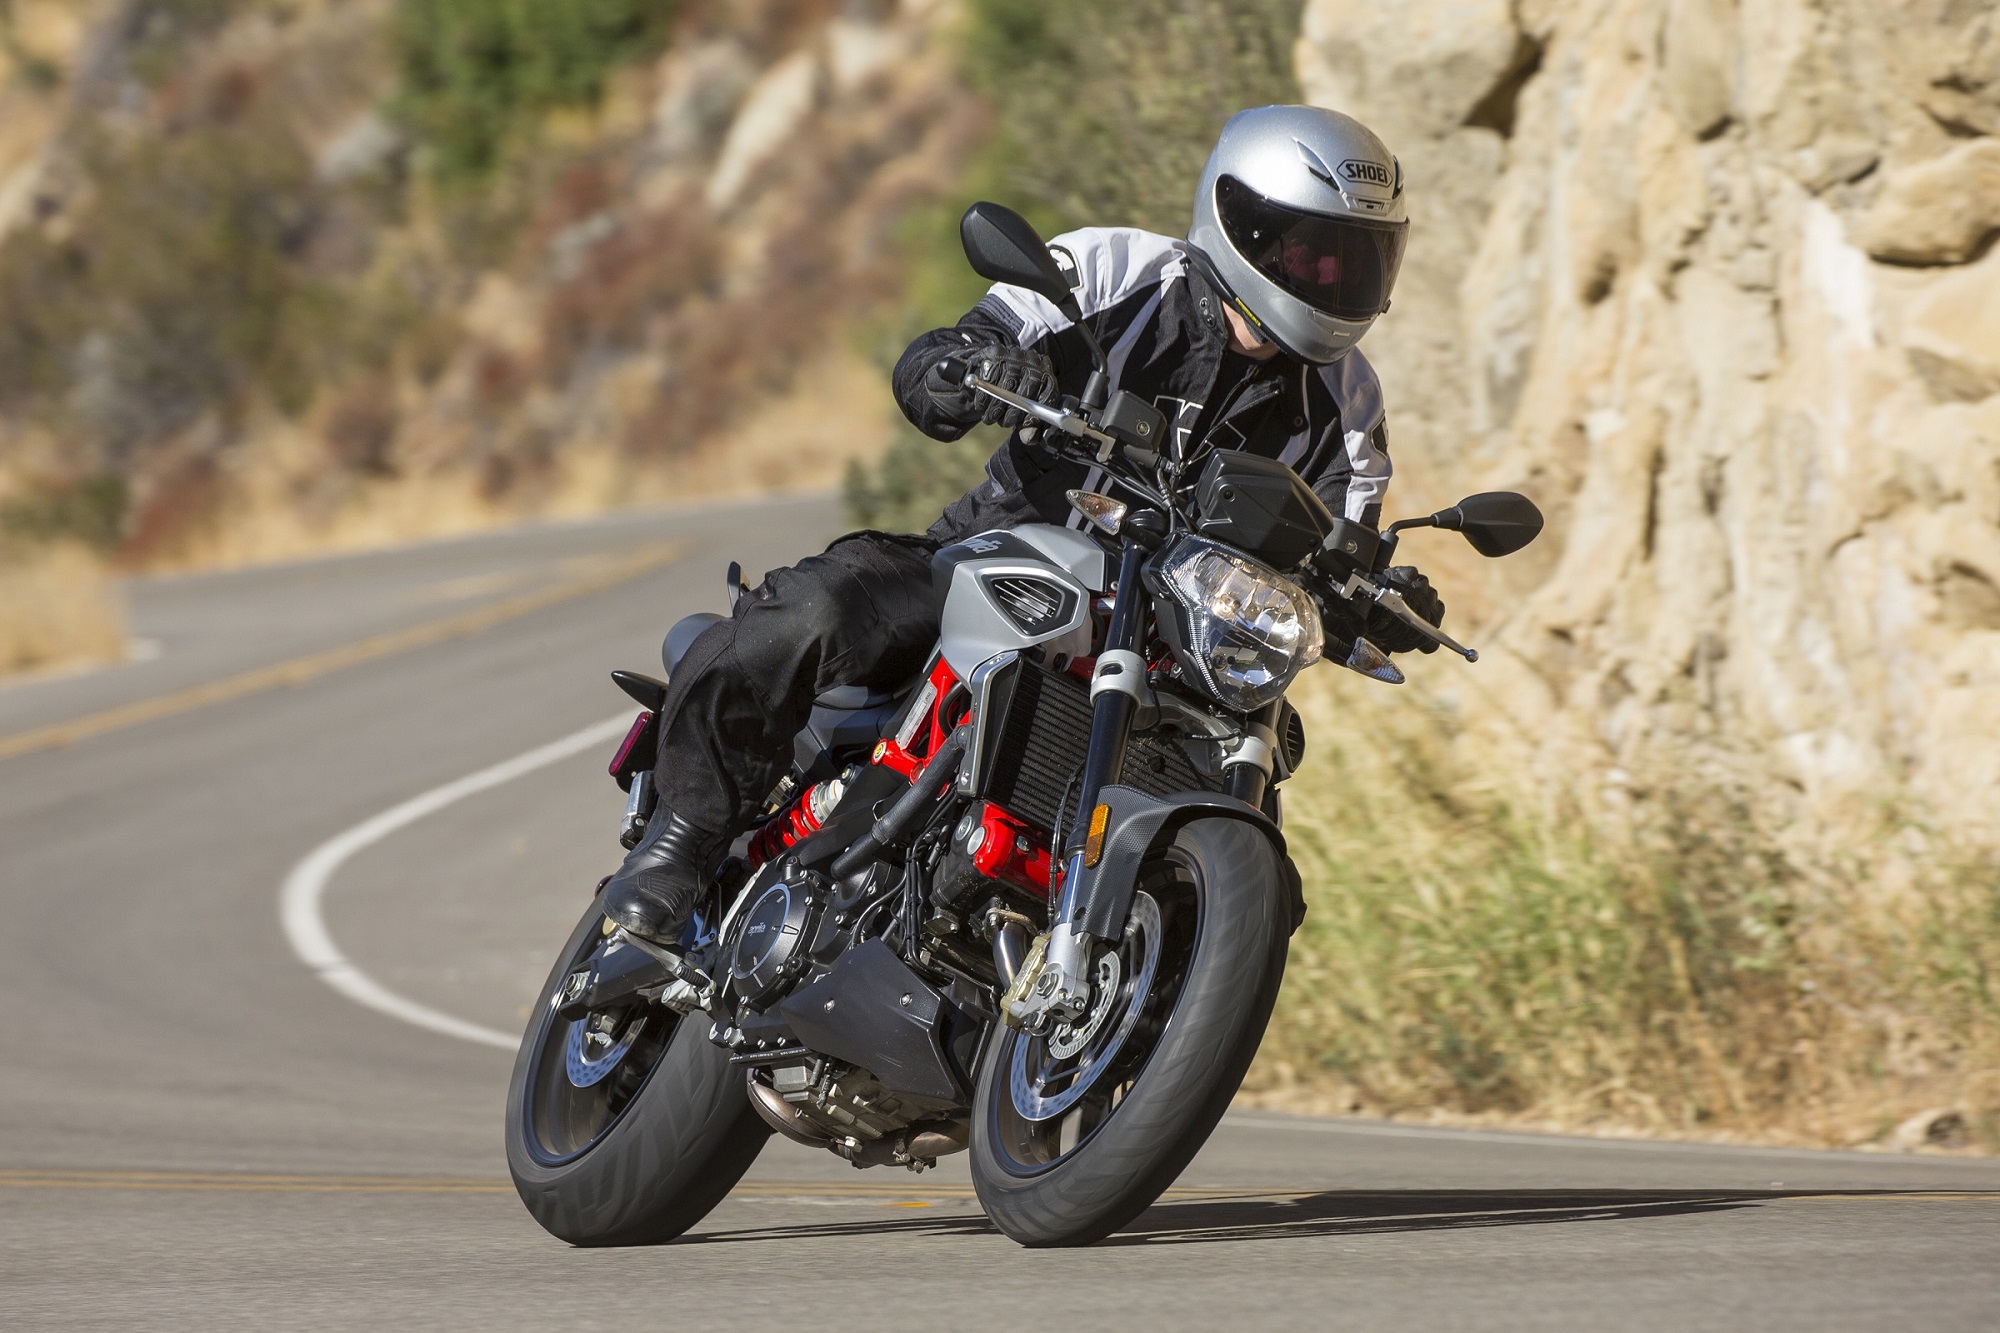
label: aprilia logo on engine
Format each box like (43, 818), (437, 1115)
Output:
(1340, 159), (1393, 189)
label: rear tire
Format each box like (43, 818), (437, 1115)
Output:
(505, 901), (770, 1246)
(969, 817), (1289, 1246)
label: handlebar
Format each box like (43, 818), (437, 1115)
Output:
(937, 357), (1161, 474)
(942, 355), (1476, 664)
(1320, 569), (1479, 662)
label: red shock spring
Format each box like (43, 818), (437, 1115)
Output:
(746, 773), (849, 867)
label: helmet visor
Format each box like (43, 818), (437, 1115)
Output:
(1215, 175), (1407, 322)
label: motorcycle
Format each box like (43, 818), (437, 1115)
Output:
(505, 203), (1545, 1247)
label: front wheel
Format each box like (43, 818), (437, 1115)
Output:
(506, 899), (769, 1246)
(969, 817), (1289, 1246)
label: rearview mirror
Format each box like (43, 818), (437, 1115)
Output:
(1435, 491), (1544, 557)
(960, 202), (1075, 310)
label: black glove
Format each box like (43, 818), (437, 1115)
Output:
(925, 341), (1059, 430)
(1365, 566), (1445, 654)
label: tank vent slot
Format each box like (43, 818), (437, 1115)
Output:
(985, 576), (1074, 635)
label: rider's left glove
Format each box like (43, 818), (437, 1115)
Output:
(926, 340), (1060, 431)
(1366, 566), (1445, 654)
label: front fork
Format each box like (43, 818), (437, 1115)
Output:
(1005, 542), (1285, 1031)
(1014, 543), (1145, 1025)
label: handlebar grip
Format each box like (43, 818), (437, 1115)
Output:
(936, 355), (971, 387)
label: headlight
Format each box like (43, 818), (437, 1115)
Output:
(1159, 538), (1323, 711)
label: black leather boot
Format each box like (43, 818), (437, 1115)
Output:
(600, 808), (724, 946)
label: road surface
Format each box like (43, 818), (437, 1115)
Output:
(2, 494), (1995, 1331)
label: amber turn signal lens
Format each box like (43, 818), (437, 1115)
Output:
(1083, 803), (1111, 868)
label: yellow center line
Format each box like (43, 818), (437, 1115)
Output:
(0, 541), (687, 764)
(1788, 1191), (2000, 1203)
(0, 1169), (1300, 1202)
(8, 1168), (1993, 1204)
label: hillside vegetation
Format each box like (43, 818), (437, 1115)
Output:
(0, 0), (975, 668)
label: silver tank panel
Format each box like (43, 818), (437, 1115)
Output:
(935, 525), (1106, 680)
(1006, 525), (1108, 589)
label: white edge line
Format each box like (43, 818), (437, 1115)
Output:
(280, 715), (633, 1051)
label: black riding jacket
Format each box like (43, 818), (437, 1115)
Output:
(892, 226), (1394, 544)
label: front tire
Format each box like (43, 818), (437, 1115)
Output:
(969, 817), (1289, 1246)
(506, 901), (769, 1246)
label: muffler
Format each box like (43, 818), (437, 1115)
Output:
(744, 1072), (832, 1146)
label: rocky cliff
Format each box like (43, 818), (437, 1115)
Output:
(1298, 0), (2000, 857)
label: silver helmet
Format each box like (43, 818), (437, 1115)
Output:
(1189, 105), (1408, 364)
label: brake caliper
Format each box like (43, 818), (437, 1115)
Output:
(1003, 922), (1095, 1032)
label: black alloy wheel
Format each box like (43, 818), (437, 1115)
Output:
(969, 818), (1289, 1246)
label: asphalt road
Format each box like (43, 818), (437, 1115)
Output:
(2, 493), (1996, 1331)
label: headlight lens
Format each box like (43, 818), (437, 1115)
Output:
(1160, 538), (1323, 711)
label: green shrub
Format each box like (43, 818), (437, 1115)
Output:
(843, 429), (997, 536)
(1260, 674), (2000, 1147)
(965, 0), (1301, 233)
(124, 0), (245, 87)
(392, 0), (678, 180)
(0, 119), (332, 451)
(0, 477), (128, 549)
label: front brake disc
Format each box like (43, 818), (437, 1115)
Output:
(564, 1013), (646, 1088)
(1048, 950), (1122, 1059)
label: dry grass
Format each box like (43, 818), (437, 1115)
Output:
(1247, 668), (2000, 1154)
(637, 345), (901, 502)
(0, 331), (901, 683)
(92, 341), (900, 578)
(0, 543), (126, 677)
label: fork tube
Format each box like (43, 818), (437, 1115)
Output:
(1222, 700), (1284, 810)
(1066, 539), (1149, 852)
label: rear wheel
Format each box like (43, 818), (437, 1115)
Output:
(969, 817), (1289, 1246)
(505, 900), (768, 1246)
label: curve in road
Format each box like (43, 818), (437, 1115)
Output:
(6, 494), (1999, 1331)
(278, 714), (632, 1051)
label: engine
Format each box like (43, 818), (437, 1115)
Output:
(723, 869), (829, 1008)
(746, 1056), (969, 1169)
(714, 856), (985, 1168)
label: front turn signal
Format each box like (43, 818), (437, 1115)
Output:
(1083, 803), (1111, 868)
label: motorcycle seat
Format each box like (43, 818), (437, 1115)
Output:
(661, 612), (724, 678)
(811, 683), (897, 711)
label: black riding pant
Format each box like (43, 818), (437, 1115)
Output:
(650, 532), (942, 834)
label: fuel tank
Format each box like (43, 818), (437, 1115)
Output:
(932, 525), (1106, 679)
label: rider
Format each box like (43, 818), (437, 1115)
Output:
(602, 104), (1444, 947)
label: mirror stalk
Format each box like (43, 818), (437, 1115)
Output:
(1081, 368), (1109, 411)
(1069, 319), (1109, 409)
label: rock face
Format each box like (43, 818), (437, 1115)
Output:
(1298, 0), (2000, 851)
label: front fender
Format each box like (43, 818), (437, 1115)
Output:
(1067, 784), (1295, 940)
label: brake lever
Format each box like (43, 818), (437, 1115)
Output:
(940, 357), (1165, 487)
(1327, 573), (1479, 663)
(962, 373), (1114, 448)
